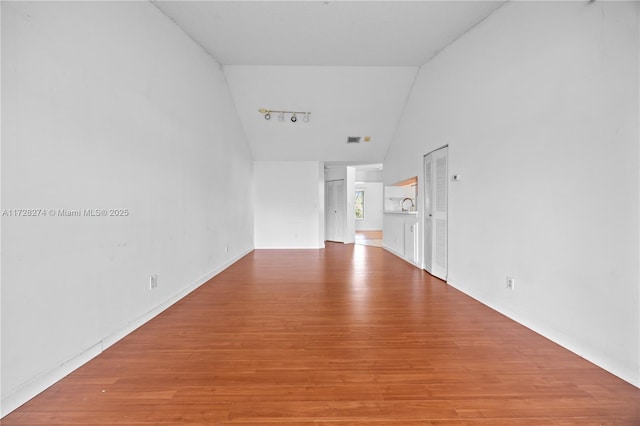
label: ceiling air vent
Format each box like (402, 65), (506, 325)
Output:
(347, 136), (361, 144)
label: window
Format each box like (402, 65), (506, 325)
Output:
(355, 190), (364, 220)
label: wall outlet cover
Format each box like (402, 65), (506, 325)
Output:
(149, 275), (158, 290)
(506, 276), (515, 290)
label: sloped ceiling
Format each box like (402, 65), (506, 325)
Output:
(155, 1), (506, 162)
(224, 66), (417, 162)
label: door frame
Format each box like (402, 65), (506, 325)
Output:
(325, 179), (346, 243)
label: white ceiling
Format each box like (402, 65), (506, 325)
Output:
(154, 1), (506, 162)
(155, 1), (506, 67)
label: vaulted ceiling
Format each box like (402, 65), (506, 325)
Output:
(155, 1), (506, 163)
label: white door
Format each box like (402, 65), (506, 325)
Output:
(423, 146), (448, 280)
(325, 180), (345, 242)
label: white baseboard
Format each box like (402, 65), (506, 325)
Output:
(446, 278), (640, 389)
(0, 248), (253, 418)
(103, 247), (253, 351)
(381, 250), (638, 388)
(382, 244), (402, 258)
(382, 244), (422, 269)
(254, 245), (325, 249)
(0, 342), (103, 418)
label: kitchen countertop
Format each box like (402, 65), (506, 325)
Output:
(383, 210), (418, 215)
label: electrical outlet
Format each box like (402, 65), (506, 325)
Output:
(506, 276), (515, 290)
(149, 275), (158, 290)
(224, 245), (229, 253)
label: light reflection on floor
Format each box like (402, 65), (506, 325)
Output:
(349, 244), (370, 318)
(354, 230), (383, 247)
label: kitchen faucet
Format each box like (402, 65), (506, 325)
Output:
(402, 197), (415, 211)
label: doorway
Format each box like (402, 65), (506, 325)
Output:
(354, 180), (383, 247)
(423, 146), (448, 280)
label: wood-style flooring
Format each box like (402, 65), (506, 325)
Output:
(355, 230), (383, 247)
(4, 243), (639, 424)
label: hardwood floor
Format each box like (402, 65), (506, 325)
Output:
(4, 243), (639, 424)
(355, 230), (383, 247)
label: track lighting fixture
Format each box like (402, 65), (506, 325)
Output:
(258, 108), (311, 123)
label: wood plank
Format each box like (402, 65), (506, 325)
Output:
(3, 243), (639, 424)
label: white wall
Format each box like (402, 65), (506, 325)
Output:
(355, 169), (383, 183)
(355, 182), (383, 231)
(325, 166), (347, 182)
(1, 1), (254, 415)
(254, 161), (325, 249)
(385, 1), (639, 386)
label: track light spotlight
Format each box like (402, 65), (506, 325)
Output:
(258, 108), (310, 124)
